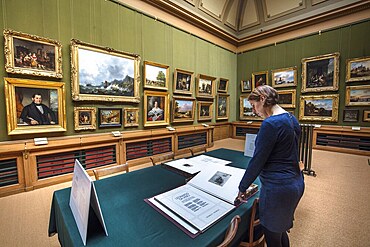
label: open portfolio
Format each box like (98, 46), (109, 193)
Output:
(145, 160), (258, 237)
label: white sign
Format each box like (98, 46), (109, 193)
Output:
(244, 133), (257, 157)
(69, 160), (108, 245)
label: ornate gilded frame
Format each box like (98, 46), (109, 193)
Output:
(173, 68), (194, 95)
(301, 52), (339, 93)
(197, 74), (216, 99)
(172, 96), (195, 123)
(252, 71), (268, 90)
(345, 85), (370, 106)
(74, 107), (96, 131)
(144, 61), (169, 90)
(346, 56), (370, 82)
(4, 77), (66, 135)
(216, 94), (229, 120)
(271, 67), (297, 88)
(299, 94), (339, 122)
(197, 101), (213, 121)
(3, 29), (62, 78)
(71, 39), (140, 103)
(124, 108), (139, 127)
(239, 94), (263, 121)
(144, 90), (170, 127)
(218, 78), (229, 93)
(278, 89), (296, 108)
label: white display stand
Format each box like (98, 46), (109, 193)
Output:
(69, 160), (108, 245)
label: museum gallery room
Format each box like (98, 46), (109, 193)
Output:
(0, 0), (369, 246)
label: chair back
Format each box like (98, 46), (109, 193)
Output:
(189, 146), (207, 156)
(217, 215), (241, 247)
(150, 152), (175, 166)
(240, 198), (265, 247)
(93, 163), (129, 180)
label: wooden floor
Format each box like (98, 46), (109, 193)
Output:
(0, 138), (369, 247)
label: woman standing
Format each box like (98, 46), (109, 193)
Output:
(237, 85), (305, 247)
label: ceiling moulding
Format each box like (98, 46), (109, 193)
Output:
(198, 0), (227, 21)
(263, 0), (306, 21)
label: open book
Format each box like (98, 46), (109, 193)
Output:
(145, 164), (258, 237)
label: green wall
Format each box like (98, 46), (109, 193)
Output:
(238, 19), (370, 127)
(0, 0), (237, 142)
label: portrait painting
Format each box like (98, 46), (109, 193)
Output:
(299, 94), (339, 122)
(346, 56), (370, 82)
(3, 29), (63, 78)
(345, 85), (370, 106)
(124, 108), (139, 127)
(271, 67), (297, 88)
(144, 61), (169, 90)
(252, 71), (268, 90)
(74, 107), (96, 130)
(144, 91), (169, 127)
(173, 68), (193, 95)
(198, 101), (213, 121)
(172, 97), (195, 123)
(239, 95), (263, 121)
(363, 110), (370, 122)
(4, 77), (66, 135)
(343, 109), (359, 122)
(216, 94), (229, 120)
(218, 78), (229, 93)
(98, 108), (122, 128)
(241, 79), (251, 93)
(301, 52), (339, 93)
(71, 39), (140, 103)
(278, 89), (296, 108)
(197, 74), (216, 98)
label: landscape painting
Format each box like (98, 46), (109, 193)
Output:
(346, 56), (370, 82)
(71, 39), (140, 103)
(172, 97), (195, 123)
(271, 67), (297, 88)
(299, 94), (339, 122)
(345, 85), (370, 106)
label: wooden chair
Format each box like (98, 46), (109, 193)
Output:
(93, 163), (129, 180)
(150, 152), (175, 166)
(217, 215), (241, 247)
(189, 146), (207, 156)
(239, 198), (265, 247)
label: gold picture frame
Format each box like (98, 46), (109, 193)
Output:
(216, 94), (229, 120)
(124, 108), (139, 127)
(144, 61), (169, 90)
(271, 67), (297, 88)
(3, 29), (63, 78)
(278, 89), (296, 108)
(173, 68), (194, 95)
(363, 110), (370, 122)
(4, 77), (66, 135)
(345, 85), (370, 106)
(301, 52), (340, 93)
(218, 78), (229, 93)
(172, 97), (195, 123)
(299, 94), (339, 122)
(197, 74), (216, 99)
(71, 39), (140, 103)
(74, 107), (96, 131)
(144, 90), (170, 127)
(239, 94), (263, 121)
(241, 79), (252, 93)
(198, 101), (213, 121)
(346, 56), (370, 82)
(252, 71), (268, 90)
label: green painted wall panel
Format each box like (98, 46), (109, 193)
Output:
(172, 29), (195, 71)
(71, 0), (92, 42)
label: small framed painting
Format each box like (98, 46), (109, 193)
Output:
(343, 109), (359, 122)
(252, 71), (268, 90)
(301, 52), (339, 93)
(144, 61), (169, 90)
(239, 95), (263, 121)
(345, 85), (370, 106)
(218, 78), (229, 93)
(299, 94), (339, 122)
(216, 94), (229, 120)
(172, 97), (195, 123)
(173, 68), (193, 95)
(271, 67), (297, 88)
(278, 89), (296, 108)
(241, 79), (252, 93)
(197, 74), (216, 99)
(74, 107), (96, 131)
(124, 108), (139, 127)
(363, 110), (370, 122)
(198, 101), (213, 121)
(98, 108), (122, 128)
(144, 90), (170, 127)
(346, 56), (370, 82)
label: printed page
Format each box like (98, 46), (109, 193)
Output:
(244, 133), (257, 157)
(185, 154), (232, 166)
(154, 184), (234, 232)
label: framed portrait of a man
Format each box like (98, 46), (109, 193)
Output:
(4, 77), (66, 135)
(144, 91), (169, 127)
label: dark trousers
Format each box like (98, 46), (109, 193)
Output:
(263, 226), (290, 247)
